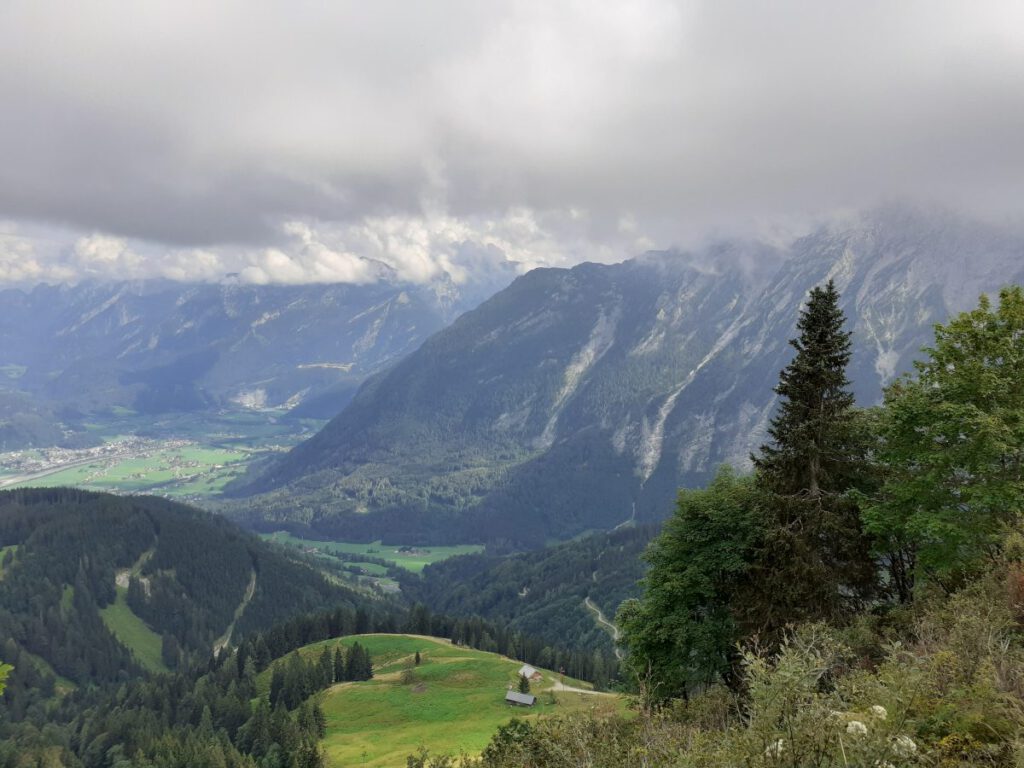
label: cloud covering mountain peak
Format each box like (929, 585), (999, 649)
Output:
(2, 1), (1023, 285)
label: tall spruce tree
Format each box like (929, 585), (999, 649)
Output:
(742, 280), (876, 636)
(754, 280), (856, 495)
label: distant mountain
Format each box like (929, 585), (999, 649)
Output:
(229, 206), (1024, 546)
(0, 271), (514, 424)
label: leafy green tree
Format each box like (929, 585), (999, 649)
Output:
(0, 660), (10, 696)
(747, 280), (876, 633)
(618, 467), (763, 700)
(312, 702), (327, 739)
(865, 287), (1024, 591)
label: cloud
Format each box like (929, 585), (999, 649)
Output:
(0, 211), (611, 287)
(0, 1), (1023, 284)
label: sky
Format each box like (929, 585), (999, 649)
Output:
(1, 0), (1023, 287)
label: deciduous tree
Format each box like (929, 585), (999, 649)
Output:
(865, 287), (1024, 592)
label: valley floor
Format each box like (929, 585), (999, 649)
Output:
(0, 409), (324, 501)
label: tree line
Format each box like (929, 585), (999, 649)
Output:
(268, 641), (373, 710)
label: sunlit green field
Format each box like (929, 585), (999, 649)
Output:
(13, 445), (249, 495)
(99, 586), (168, 674)
(261, 531), (483, 573)
(3, 409), (326, 500)
(260, 634), (625, 767)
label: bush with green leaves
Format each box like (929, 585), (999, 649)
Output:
(865, 286), (1024, 593)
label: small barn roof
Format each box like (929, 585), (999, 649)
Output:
(518, 664), (539, 678)
(505, 690), (536, 706)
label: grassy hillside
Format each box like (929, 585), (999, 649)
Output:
(264, 634), (626, 767)
(99, 585), (168, 674)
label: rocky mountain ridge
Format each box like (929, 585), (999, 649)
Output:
(0, 272), (513, 421)
(233, 207), (1024, 546)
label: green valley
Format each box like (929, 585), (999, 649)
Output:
(0, 409), (325, 501)
(262, 532), (483, 573)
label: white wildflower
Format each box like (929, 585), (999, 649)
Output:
(846, 720), (868, 736)
(765, 738), (785, 758)
(869, 705), (888, 720)
(892, 735), (917, 756)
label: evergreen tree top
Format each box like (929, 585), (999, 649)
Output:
(755, 279), (857, 497)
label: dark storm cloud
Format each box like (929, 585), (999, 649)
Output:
(1, 0), (1023, 282)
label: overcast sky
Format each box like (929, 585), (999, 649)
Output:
(1, 1), (1023, 286)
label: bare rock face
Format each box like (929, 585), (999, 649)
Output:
(233, 206), (1024, 545)
(0, 272), (511, 417)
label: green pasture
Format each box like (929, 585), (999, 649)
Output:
(99, 586), (169, 674)
(262, 532), (482, 574)
(259, 634), (624, 767)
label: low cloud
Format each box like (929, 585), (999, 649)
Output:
(1, 1), (1023, 285)
(1, 208), (647, 287)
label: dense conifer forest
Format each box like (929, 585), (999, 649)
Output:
(400, 524), (656, 653)
(0, 491), (618, 765)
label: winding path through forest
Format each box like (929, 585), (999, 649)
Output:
(213, 569), (257, 654)
(584, 597), (624, 660)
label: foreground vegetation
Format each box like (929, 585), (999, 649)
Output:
(410, 284), (1024, 766)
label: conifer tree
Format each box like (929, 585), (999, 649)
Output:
(333, 646), (346, 683)
(268, 665), (285, 708)
(317, 647), (333, 688)
(744, 280), (876, 635)
(754, 280), (855, 495)
(518, 673), (531, 694)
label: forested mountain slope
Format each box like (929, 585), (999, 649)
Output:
(399, 525), (657, 653)
(0, 488), (369, 709)
(233, 206), (1024, 545)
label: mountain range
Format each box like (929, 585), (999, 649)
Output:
(229, 206), (1024, 546)
(0, 271), (517, 451)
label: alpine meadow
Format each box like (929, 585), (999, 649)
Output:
(4, 2), (1024, 767)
